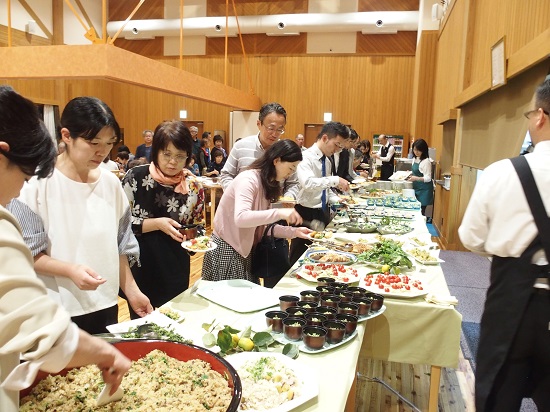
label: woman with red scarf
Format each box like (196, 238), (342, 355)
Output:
(122, 121), (204, 318)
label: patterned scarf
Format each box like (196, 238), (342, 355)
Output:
(149, 162), (189, 195)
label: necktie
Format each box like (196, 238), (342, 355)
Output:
(330, 154), (337, 176)
(320, 155), (327, 212)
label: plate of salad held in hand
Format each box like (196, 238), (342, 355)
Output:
(181, 236), (217, 252)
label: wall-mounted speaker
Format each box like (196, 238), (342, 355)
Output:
(431, 3), (443, 21)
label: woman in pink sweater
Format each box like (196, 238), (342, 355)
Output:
(202, 139), (310, 283)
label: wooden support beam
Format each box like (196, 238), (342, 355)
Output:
(17, 0), (53, 39)
(73, 0), (97, 38)
(52, 0), (64, 45)
(0, 44), (262, 110)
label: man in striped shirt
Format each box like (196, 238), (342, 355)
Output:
(219, 102), (300, 199)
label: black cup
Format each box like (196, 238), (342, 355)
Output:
(265, 311), (288, 333)
(323, 320), (346, 344)
(283, 317), (306, 341)
(303, 326), (327, 350)
(279, 295), (300, 311)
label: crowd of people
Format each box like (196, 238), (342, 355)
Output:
(0, 93), (436, 411)
(2, 76), (549, 411)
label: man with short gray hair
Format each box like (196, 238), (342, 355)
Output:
(189, 126), (200, 157)
(135, 129), (153, 162)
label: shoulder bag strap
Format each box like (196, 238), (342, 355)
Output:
(510, 156), (550, 258)
(262, 220), (288, 243)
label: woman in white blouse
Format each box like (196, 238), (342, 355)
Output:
(0, 86), (130, 412)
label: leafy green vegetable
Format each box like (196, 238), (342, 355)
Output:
(357, 237), (412, 269)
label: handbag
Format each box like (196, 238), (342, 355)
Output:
(251, 222), (291, 279)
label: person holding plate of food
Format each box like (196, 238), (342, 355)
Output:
(122, 120), (205, 318)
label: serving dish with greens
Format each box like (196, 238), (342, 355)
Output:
(356, 237), (413, 271)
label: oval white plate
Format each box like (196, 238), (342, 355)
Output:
(304, 249), (357, 265)
(181, 240), (217, 252)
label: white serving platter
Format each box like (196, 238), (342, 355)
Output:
(196, 279), (280, 313)
(225, 352), (319, 412)
(361, 274), (428, 298)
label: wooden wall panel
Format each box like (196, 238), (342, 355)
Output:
(0, 26), (52, 47)
(207, 34), (307, 56)
(432, 0), (467, 120)
(359, 0), (419, 12)
(466, 0), (550, 87)
(0, 79), (60, 105)
(207, 0), (308, 16)
(110, 0), (164, 57)
(207, 32), (417, 56)
(410, 30), (438, 145)
(111, 54), (415, 152)
(356, 32), (416, 55)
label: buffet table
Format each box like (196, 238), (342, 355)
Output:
(163, 206), (461, 412)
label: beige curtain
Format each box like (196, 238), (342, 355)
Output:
(459, 61), (549, 170)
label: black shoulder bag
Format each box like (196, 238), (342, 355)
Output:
(251, 222), (291, 279)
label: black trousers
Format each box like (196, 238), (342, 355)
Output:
(289, 204), (330, 266)
(380, 163), (394, 181)
(485, 289), (550, 412)
(71, 304), (118, 335)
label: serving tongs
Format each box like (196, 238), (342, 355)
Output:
(93, 323), (158, 342)
(309, 239), (354, 253)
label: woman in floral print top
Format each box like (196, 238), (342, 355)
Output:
(122, 121), (204, 318)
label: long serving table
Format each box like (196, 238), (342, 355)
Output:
(162, 204), (461, 412)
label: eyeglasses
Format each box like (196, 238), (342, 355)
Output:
(262, 123), (285, 135)
(160, 151), (188, 163)
(523, 108), (550, 119)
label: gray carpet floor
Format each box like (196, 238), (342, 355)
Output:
(440, 250), (537, 411)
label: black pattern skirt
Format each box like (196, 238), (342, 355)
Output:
(202, 233), (258, 283)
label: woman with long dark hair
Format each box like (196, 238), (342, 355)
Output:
(407, 138), (434, 215)
(202, 139), (310, 283)
(122, 120), (204, 318)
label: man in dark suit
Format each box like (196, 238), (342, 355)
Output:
(332, 128), (368, 182)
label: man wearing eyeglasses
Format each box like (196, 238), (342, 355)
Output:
(288, 121), (350, 265)
(459, 77), (550, 412)
(220, 102), (299, 199)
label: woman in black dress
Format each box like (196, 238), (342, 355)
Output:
(122, 120), (204, 318)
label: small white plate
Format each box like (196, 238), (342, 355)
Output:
(352, 177), (366, 184)
(224, 352), (319, 412)
(181, 240), (217, 252)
